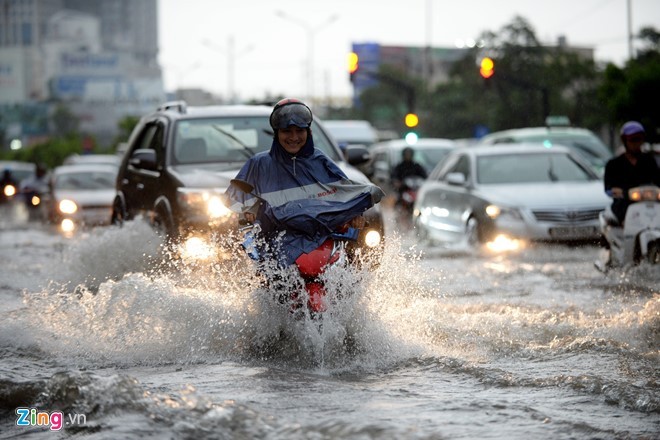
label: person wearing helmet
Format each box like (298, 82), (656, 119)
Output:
(390, 146), (427, 209)
(226, 98), (384, 266)
(603, 121), (659, 224)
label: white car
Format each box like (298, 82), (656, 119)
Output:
(479, 125), (612, 176)
(413, 143), (610, 247)
(48, 163), (118, 232)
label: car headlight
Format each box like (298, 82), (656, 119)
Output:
(485, 204), (522, 221)
(177, 189), (232, 218)
(420, 206), (450, 219)
(59, 199), (78, 214)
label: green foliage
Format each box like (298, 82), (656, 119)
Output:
(110, 115), (140, 150)
(599, 30), (660, 141)
(0, 135), (83, 169)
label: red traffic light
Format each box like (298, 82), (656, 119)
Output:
(480, 57), (494, 79)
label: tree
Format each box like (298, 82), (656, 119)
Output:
(599, 26), (660, 143)
(51, 104), (80, 137)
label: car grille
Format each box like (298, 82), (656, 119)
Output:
(532, 208), (602, 223)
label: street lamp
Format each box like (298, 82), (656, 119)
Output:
(275, 11), (338, 104)
(203, 36), (254, 103)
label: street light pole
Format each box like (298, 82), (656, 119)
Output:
(203, 36), (254, 103)
(275, 11), (338, 104)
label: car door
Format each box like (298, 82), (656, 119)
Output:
(424, 153), (473, 240)
(120, 119), (167, 213)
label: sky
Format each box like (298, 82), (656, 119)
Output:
(158, 0), (660, 103)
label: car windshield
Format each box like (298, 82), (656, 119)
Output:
(172, 117), (340, 164)
(517, 133), (611, 171)
(55, 171), (116, 190)
(477, 152), (595, 184)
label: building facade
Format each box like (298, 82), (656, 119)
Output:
(0, 0), (164, 148)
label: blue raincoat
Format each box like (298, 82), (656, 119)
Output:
(225, 133), (384, 265)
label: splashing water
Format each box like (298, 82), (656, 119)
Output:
(19, 221), (447, 372)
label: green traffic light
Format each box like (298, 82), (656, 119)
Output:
(405, 132), (419, 144)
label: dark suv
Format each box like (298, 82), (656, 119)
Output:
(113, 101), (385, 260)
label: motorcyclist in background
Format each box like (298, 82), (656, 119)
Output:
(18, 162), (50, 220)
(603, 121), (659, 224)
(1, 168), (18, 203)
(19, 162), (49, 194)
(390, 147), (427, 209)
(598, 121), (660, 270)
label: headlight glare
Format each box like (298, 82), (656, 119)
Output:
(59, 199), (78, 214)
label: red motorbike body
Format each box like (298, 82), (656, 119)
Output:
(293, 239), (342, 314)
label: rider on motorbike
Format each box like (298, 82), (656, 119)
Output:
(225, 98), (384, 267)
(603, 121), (659, 225)
(391, 147), (427, 211)
(598, 121), (660, 270)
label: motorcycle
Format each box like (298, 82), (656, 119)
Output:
(19, 179), (50, 222)
(397, 175), (425, 226)
(232, 179), (361, 320)
(596, 185), (660, 271)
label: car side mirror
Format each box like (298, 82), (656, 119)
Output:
(345, 145), (371, 166)
(129, 149), (157, 171)
(446, 172), (466, 186)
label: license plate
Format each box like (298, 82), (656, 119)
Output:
(549, 226), (598, 238)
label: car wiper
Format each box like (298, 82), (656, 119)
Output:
(211, 125), (255, 158)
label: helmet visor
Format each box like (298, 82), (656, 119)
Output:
(270, 104), (313, 129)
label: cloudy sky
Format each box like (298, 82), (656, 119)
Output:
(158, 0), (659, 102)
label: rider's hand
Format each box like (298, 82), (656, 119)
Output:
(347, 215), (366, 229)
(610, 187), (624, 198)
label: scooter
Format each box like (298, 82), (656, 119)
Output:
(20, 180), (50, 222)
(232, 179), (360, 320)
(597, 185), (660, 271)
(397, 176), (425, 227)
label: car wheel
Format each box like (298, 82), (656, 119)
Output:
(111, 197), (128, 226)
(152, 206), (177, 242)
(466, 217), (480, 247)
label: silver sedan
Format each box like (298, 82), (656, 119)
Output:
(413, 143), (611, 250)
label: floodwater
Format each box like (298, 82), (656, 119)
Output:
(0, 205), (658, 439)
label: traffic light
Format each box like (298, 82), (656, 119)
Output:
(404, 113), (419, 144)
(348, 51), (359, 82)
(480, 57), (494, 79)
(404, 113), (419, 128)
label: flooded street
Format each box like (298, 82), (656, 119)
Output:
(0, 206), (658, 439)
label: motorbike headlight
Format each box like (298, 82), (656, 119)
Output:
(364, 230), (381, 248)
(177, 189), (232, 219)
(3, 184), (16, 197)
(628, 186), (660, 201)
(59, 199), (78, 214)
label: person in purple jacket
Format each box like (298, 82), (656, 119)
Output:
(226, 98), (384, 266)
